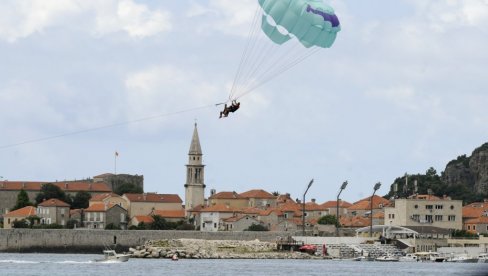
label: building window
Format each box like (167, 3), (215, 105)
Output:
(467, 225), (471, 230)
(435, 215), (443, 221)
(473, 225), (476, 230)
(425, 205), (433, 210)
(412, 214), (420, 221)
(435, 205), (443, 210)
(448, 215), (456, 221)
(450, 205), (454, 210)
(203, 223), (205, 228)
(214, 223), (217, 228)
(425, 215), (433, 223)
(414, 205), (418, 209)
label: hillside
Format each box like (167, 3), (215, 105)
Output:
(385, 143), (488, 204)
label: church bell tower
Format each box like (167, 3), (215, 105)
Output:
(184, 123), (206, 212)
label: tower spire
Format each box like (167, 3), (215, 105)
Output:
(189, 123), (202, 155)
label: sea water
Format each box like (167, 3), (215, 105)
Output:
(0, 253), (486, 276)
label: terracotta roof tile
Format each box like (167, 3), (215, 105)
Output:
(340, 216), (370, 227)
(38, 198), (70, 207)
(124, 193), (182, 203)
(134, 215), (153, 224)
(465, 216), (488, 224)
(4, 206), (36, 217)
(304, 202), (328, 211)
(153, 209), (185, 218)
(239, 189), (275, 199)
(90, 193), (120, 201)
(463, 205), (487, 219)
(349, 196), (389, 211)
(320, 200), (352, 209)
(209, 191), (246, 200)
(84, 203), (113, 212)
(0, 181), (111, 192)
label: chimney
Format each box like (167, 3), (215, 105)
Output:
(22, 182), (26, 189)
(210, 189), (216, 196)
(65, 183), (68, 189)
(311, 198), (316, 203)
(296, 199), (301, 204)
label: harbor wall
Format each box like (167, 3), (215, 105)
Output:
(0, 229), (289, 253)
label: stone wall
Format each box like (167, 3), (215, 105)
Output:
(0, 229), (288, 253)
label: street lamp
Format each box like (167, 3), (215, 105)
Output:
(370, 182), (381, 237)
(302, 179), (314, 236)
(336, 181), (348, 237)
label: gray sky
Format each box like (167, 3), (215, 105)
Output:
(1, 0), (487, 203)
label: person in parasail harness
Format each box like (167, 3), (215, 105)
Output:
(219, 100), (240, 118)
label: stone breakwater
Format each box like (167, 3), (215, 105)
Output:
(129, 239), (322, 259)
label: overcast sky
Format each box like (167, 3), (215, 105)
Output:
(1, 0), (487, 203)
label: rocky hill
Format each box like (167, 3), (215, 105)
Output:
(442, 143), (488, 195)
(386, 143), (488, 203)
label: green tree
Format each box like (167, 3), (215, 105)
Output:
(105, 223), (122, 230)
(35, 183), (69, 205)
(12, 219), (29, 228)
(71, 191), (91, 209)
(317, 215), (339, 226)
(246, 223), (269, 231)
(150, 215), (171, 230)
(12, 189), (33, 211)
(114, 183), (143, 195)
(66, 219), (79, 229)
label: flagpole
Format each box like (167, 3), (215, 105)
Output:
(114, 151), (118, 175)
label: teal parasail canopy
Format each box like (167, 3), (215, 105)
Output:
(258, 0), (341, 48)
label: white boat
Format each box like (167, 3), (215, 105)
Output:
(478, 253), (488, 263)
(414, 252), (446, 262)
(375, 255), (399, 262)
(447, 254), (478, 263)
(399, 253), (418, 262)
(95, 250), (130, 263)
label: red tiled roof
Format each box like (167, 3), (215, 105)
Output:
(134, 215), (153, 224)
(372, 212), (385, 219)
(241, 207), (262, 215)
(223, 214), (259, 223)
(353, 195), (390, 205)
(463, 203), (488, 219)
(153, 209), (185, 218)
(90, 193), (120, 201)
(4, 206), (36, 217)
(124, 193), (182, 203)
(465, 216), (488, 224)
(278, 201), (301, 212)
(340, 216), (370, 227)
(239, 189), (275, 199)
(259, 208), (283, 217)
(38, 198), (70, 207)
(209, 191), (246, 200)
(276, 194), (295, 204)
(84, 203), (113, 212)
(0, 181), (111, 192)
(349, 195), (389, 211)
(320, 200), (352, 209)
(304, 202), (327, 211)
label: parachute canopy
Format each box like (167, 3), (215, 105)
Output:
(259, 0), (341, 48)
(227, 0), (341, 102)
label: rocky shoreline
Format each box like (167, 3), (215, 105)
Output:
(129, 239), (325, 260)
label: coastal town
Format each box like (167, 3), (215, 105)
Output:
(1, 124), (487, 261)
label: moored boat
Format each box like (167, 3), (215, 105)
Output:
(399, 253), (418, 262)
(375, 255), (399, 262)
